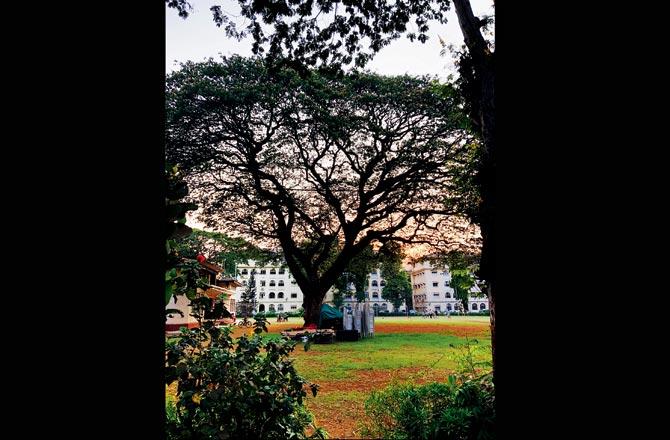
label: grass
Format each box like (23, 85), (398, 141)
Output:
(276, 316), (492, 438)
(166, 315), (492, 439)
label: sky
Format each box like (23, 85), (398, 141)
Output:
(167, 0), (494, 231)
(166, 0), (494, 80)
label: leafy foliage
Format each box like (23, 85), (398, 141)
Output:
(363, 376), (494, 440)
(448, 337), (492, 380)
(165, 314), (326, 439)
(380, 242), (413, 311)
(381, 272), (413, 312)
(239, 270), (257, 318)
(165, 165), (208, 310)
(166, 56), (477, 324)
(362, 333), (494, 439)
(166, 1), (461, 70)
(174, 229), (279, 276)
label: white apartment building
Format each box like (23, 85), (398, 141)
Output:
(237, 261), (408, 315)
(235, 259), (487, 316)
(235, 260), (303, 314)
(332, 268), (408, 313)
(410, 260), (488, 314)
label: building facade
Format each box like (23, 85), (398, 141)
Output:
(410, 260), (488, 314)
(165, 259), (238, 332)
(237, 262), (408, 314)
(235, 259), (488, 316)
(235, 261), (303, 314)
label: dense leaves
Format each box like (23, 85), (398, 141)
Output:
(167, 0), (458, 70)
(166, 165), (208, 309)
(238, 270), (257, 318)
(166, 56), (478, 324)
(175, 229), (280, 276)
(363, 376), (494, 439)
(166, 314), (326, 439)
(380, 242), (413, 311)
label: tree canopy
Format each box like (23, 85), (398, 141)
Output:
(380, 242), (413, 311)
(175, 228), (279, 276)
(166, 56), (478, 323)
(166, 1), (493, 71)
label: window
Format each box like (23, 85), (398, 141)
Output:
(445, 281), (449, 287)
(434, 306), (441, 312)
(260, 280), (266, 287)
(432, 282), (438, 287)
(269, 304), (275, 311)
(433, 292), (440, 297)
(269, 280), (276, 286)
(279, 268), (285, 274)
(242, 280), (247, 286)
(291, 293), (297, 298)
(290, 305), (297, 310)
(269, 292), (275, 299)
(259, 293), (265, 299)
(380, 280), (386, 286)
(278, 292), (284, 299)
(260, 269), (266, 274)
(277, 304), (284, 311)
(291, 280), (297, 285)
(241, 269), (248, 275)
(432, 271), (437, 274)
(472, 303), (478, 310)
(372, 292), (379, 298)
(270, 268), (276, 274)
(480, 303), (486, 310)
(278, 280), (284, 286)
(371, 280), (378, 286)
(258, 304), (265, 312)
(447, 304), (452, 311)
(381, 303), (388, 310)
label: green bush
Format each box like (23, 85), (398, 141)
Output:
(362, 375), (495, 440)
(165, 316), (327, 439)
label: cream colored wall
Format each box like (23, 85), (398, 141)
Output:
(166, 293), (197, 326)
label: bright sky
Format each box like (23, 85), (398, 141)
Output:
(166, 0), (494, 79)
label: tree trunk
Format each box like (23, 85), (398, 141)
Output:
(478, 67), (496, 380)
(302, 288), (327, 326)
(453, 0), (497, 382)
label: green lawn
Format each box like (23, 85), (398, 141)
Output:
(166, 315), (492, 438)
(283, 316), (492, 438)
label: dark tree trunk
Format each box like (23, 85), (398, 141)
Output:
(302, 287), (327, 326)
(453, 0), (497, 381)
(477, 67), (496, 379)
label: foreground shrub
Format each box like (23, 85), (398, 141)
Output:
(166, 316), (326, 439)
(363, 375), (495, 440)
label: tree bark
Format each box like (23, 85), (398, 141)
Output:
(302, 287), (327, 326)
(453, 0), (497, 381)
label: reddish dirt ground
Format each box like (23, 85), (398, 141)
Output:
(374, 322), (490, 337)
(305, 367), (454, 438)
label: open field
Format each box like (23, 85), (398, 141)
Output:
(167, 316), (492, 438)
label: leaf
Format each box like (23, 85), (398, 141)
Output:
(165, 283), (175, 304)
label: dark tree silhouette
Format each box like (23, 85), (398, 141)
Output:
(166, 0), (497, 378)
(166, 57), (477, 325)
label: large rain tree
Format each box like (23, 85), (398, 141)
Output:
(166, 56), (477, 325)
(168, 0), (497, 377)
